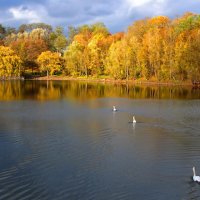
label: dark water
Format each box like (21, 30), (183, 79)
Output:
(0, 80), (200, 200)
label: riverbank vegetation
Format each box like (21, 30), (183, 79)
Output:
(0, 12), (200, 83)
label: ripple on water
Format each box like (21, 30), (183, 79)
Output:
(0, 98), (200, 199)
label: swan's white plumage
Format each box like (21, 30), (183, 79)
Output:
(113, 106), (117, 112)
(133, 116), (136, 123)
(193, 167), (200, 182)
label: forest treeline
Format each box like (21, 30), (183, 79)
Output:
(0, 12), (200, 82)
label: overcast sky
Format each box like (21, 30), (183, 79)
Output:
(0, 0), (200, 33)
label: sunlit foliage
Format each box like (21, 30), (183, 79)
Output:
(37, 51), (63, 77)
(0, 46), (22, 77)
(0, 13), (200, 82)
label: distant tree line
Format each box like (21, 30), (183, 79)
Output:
(0, 12), (200, 82)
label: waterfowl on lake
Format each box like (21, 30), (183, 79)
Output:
(193, 167), (200, 182)
(133, 116), (136, 123)
(113, 106), (117, 112)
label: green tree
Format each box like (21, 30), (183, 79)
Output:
(18, 23), (52, 33)
(50, 26), (67, 53)
(67, 26), (78, 44)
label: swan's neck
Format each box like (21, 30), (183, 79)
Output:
(193, 167), (196, 176)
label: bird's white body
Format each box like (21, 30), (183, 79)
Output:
(133, 116), (136, 123)
(113, 106), (117, 112)
(193, 167), (200, 182)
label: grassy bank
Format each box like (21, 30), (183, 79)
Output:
(31, 75), (194, 86)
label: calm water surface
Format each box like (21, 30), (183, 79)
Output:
(0, 81), (200, 200)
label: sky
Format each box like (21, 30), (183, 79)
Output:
(0, 0), (200, 33)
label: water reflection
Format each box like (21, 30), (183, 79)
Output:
(0, 80), (199, 101)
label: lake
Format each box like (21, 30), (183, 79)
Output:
(0, 80), (200, 200)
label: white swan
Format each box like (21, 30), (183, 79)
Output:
(193, 167), (200, 182)
(113, 106), (117, 112)
(133, 116), (136, 123)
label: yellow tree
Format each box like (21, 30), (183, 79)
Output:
(74, 33), (91, 76)
(64, 41), (83, 76)
(64, 32), (91, 77)
(183, 29), (200, 81)
(105, 39), (133, 80)
(37, 51), (63, 78)
(172, 12), (200, 81)
(105, 41), (123, 79)
(174, 32), (189, 81)
(137, 33), (151, 80)
(124, 30), (141, 79)
(126, 18), (151, 80)
(147, 16), (170, 80)
(147, 28), (164, 80)
(0, 46), (22, 78)
(88, 33), (106, 76)
(161, 26), (176, 80)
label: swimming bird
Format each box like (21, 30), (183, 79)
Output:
(113, 106), (117, 112)
(193, 167), (200, 182)
(133, 116), (136, 123)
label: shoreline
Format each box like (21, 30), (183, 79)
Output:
(32, 76), (195, 87)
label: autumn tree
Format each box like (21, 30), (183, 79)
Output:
(0, 46), (22, 77)
(37, 51), (63, 78)
(105, 39), (132, 79)
(185, 29), (200, 81)
(65, 22), (112, 77)
(87, 33), (107, 76)
(64, 41), (83, 76)
(5, 28), (49, 74)
(1, 13), (200, 82)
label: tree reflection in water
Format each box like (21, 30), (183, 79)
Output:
(0, 80), (199, 101)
